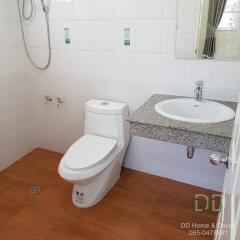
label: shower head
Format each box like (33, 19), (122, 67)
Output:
(40, 0), (48, 13)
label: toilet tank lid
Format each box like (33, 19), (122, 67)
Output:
(86, 99), (128, 115)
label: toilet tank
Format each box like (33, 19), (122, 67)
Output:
(84, 99), (130, 150)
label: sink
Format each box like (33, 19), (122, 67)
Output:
(155, 98), (235, 123)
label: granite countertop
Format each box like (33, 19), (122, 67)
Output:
(128, 94), (237, 153)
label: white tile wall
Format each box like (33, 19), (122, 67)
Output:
(139, 0), (164, 19)
(93, 0), (116, 19)
(138, 54), (162, 83)
(21, 0), (240, 101)
(117, 54), (138, 82)
(76, 22), (96, 50)
(0, 0), (35, 171)
(0, 22), (20, 49)
(139, 20), (163, 53)
(0, 0), (18, 22)
(116, 0), (139, 19)
(97, 52), (117, 79)
(96, 21), (116, 51)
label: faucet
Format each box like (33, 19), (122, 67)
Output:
(194, 80), (203, 101)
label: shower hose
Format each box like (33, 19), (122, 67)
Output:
(17, 0), (51, 70)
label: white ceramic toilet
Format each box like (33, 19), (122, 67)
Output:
(58, 99), (130, 208)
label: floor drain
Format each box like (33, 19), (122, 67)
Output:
(31, 186), (41, 194)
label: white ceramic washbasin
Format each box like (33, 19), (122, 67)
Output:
(155, 98), (235, 124)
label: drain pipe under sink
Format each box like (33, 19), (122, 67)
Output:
(187, 145), (195, 159)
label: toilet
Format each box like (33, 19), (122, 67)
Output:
(58, 99), (130, 208)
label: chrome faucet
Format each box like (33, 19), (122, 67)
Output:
(194, 80), (203, 101)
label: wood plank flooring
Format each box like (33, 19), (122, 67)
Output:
(0, 149), (220, 240)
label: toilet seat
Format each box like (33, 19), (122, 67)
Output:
(63, 134), (118, 171)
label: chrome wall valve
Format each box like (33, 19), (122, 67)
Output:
(56, 96), (64, 107)
(44, 95), (53, 105)
(210, 152), (229, 169)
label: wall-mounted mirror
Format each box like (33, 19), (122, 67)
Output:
(176, 0), (240, 61)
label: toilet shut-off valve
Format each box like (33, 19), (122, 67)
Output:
(56, 96), (64, 107)
(210, 152), (229, 169)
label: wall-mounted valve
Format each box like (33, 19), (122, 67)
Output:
(210, 152), (229, 169)
(44, 95), (53, 105)
(44, 95), (64, 107)
(56, 96), (64, 107)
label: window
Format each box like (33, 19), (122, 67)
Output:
(218, 0), (240, 30)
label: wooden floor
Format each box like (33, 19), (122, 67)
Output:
(0, 149), (219, 240)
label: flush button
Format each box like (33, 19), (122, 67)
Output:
(101, 101), (109, 106)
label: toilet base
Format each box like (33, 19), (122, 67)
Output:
(72, 175), (119, 208)
(71, 154), (122, 208)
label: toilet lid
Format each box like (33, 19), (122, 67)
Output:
(63, 134), (118, 170)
